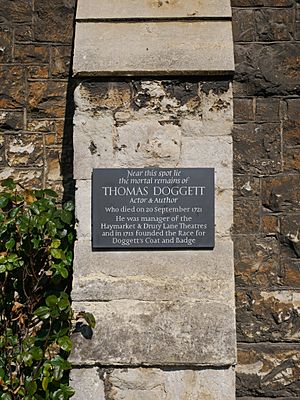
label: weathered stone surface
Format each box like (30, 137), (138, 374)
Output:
(283, 147), (300, 172)
(72, 238), (234, 304)
(70, 300), (236, 366)
(14, 25), (34, 42)
(235, 43), (300, 95)
(77, 0), (232, 19)
(283, 121), (300, 148)
(0, 26), (12, 63)
(28, 66), (49, 79)
(181, 136), (233, 189)
(73, 22), (234, 75)
(71, 367), (235, 400)
(34, 0), (76, 43)
(232, 0), (293, 6)
(0, 111), (23, 131)
(14, 44), (49, 64)
(28, 81), (68, 118)
(233, 98), (254, 122)
(255, 98), (280, 122)
(279, 214), (300, 258)
(73, 112), (114, 179)
(50, 46), (71, 78)
(0, 0), (32, 23)
(45, 149), (62, 181)
(0, 168), (43, 189)
(262, 174), (300, 213)
(0, 136), (5, 166)
(237, 344), (300, 398)
(280, 258), (300, 288)
(255, 9), (293, 41)
(115, 120), (182, 168)
(234, 198), (260, 234)
(234, 175), (260, 198)
(232, 9), (255, 42)
(236, 290), (300, 342)
(0, 66), (25, 108)
(6, 134), (43, 167)
(233, 123), (282, 175)
(70, 368), (105, 400)
(235, 236), (280, 287)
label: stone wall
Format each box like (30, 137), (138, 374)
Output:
(0, 0), (75, 199)
(232, 0), (300, 397)
(1, 0), (300, 398)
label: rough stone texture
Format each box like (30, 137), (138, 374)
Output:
(233, 0), (300, 397)
(71, 367), (235, 400)
(76, 0), (232, 19)
(70, 300), (236, 366)
(72, 238), (234, 303)
(73, 21), (234, 75)
(0, 0), (75, 195)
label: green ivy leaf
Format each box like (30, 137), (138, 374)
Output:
(63, 201), (74, 212)
(51, 239), (61, 249)
(51, 249), (65, 260)
(34, 306), (50, 320)
(44, 189), (58, 198)
(42, 377), (49, 391)
(5, 238), (15, 251)
(30, 346), (43, 361)
(26, 380), (37, 396)
(46, 295), (58, 307)
(1, 178), (16, 190)
(81, 312), (96, 329)
(58, 293), (70, 311)
(1, 393), (12, 400)
(0, 196), (9, 209)
(58, 336), (72, 352)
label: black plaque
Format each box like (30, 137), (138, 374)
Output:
(92, 168), (215, 250)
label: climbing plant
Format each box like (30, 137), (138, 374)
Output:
(0, 179), (94, 400)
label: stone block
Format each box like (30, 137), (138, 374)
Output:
(71, 367), (235, 400)
(237, 344), (300, 398)
(73, 111), (114, 180)
(73, 21), (234, 76)
(34, 0), (76, 43)
(76, 0), (232, 19)
(234, 43), (300, 96)
(6, 134), (43, 167)
(115, 120), (182, 168)
(14, 44), (49, 64)
(234, 198), (260, 234)
(50, 46), (72, 78)
(236, 290), (300, 342)
(0, 0), (32, 23)
(70, 299), (236, 366)
(234, 236), (280, 287)
(72, 238), (235, 304)
(283, 147), (300, 172)
(0, 66), (25, 109)
(232, 9), (255, 42)
(234, 175), (260, 198)
(255, 9), (293, 41)
(0, 26), (12, 63)
(0, 111), (23, 132)
(28, 81), (68, 119)
(70, 368), (105, 400)
(233, 123), (282, 175)
(261, 174), (300, 212)
(280, 258), (300, 288)
(233, 98), (254, 122)
(255, 98), (280, 122)
(0, 168), (43, 189)
(180, 136), (233, 189)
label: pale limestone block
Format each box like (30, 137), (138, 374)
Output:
(70, 368), (105, 400)
(73, 22), (234, 76)
(103, 367), (235, 400)
(77, 0), (232, 19)
(70, 300), (236, 366)
(114, 119), (181, 167)
(215, 188), (233, 237)
(75, 180), (91, 238)
(72, 238), (235, 305)
(73, 110), (114, 180)
(180, 136), (233, 189)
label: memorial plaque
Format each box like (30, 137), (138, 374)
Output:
(92, 168), (215, 249)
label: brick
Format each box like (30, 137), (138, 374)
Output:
(234, 43), (300, 96)
(34, 0), (76, 43)
(0, 66), (25, 109)
(76, 0), (232, 19)
(236, 290), (300, 342)
(255, 98), (280, 122)
(0, 26), (12, 63)
(232, 9), (255, 42)
(234, 198), (260, 234)
(233, 123), (282, 175)
(6, 134), (43, 167)
(262, 174), (300, 212)
(255, 9), (293, 41)
(73, 21), (235, 76)
(235, 236), (280, 287)
(237, 344), (300, 398)
(14, 44), (49, 64)
(28, 81), (68, 118)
